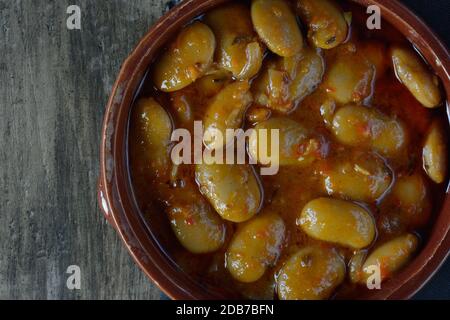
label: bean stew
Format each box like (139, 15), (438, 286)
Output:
(128, 0), (448, 300)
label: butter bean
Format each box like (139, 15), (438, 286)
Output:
(298, 198), (376, 249)
(168, 69), (232, 129)
(203, 81), (253, 150)
(195, 69), (233, 98)
(253, 48), (324, 112)
(249, 117), (319, 166)
(423, 120), (447, 183)
(205, 3), (263, 79)
(152, 22), (216, 92)
(167, 181), (226, 254)
(392, 46), (442, 108)
(132, 97), (173, 177)
(277, 246), (345, 300)
(246, 106), (272, 124)
(360, 233), (419, 283)
(226, 212), (286, 283)
(323, 48), (375, 104)
(322, 152), (392, 202)
(332, 105), (407, 157)
(195, 160), (262, 223)
(251, 0), (303, 57)
(252, 61), (292, 112)
(169, 91), (194, 129)
(349, 250), (368, 283)
(296, 0), (348, 49)
(285, 48), (325, 103)
(389, 173), (431, 228)
(319, 98), (336, 128)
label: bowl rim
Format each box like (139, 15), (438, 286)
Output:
(98, 0), (450, 300)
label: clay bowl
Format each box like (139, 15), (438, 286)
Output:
(98, 0), (450, 300)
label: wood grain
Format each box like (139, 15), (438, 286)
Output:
(0, 0), (447, 300)
(0, 0), (179, 300)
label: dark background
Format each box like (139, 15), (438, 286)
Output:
(0, 0), (448, 300)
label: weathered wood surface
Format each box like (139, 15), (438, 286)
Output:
(0, 0), (448, 300)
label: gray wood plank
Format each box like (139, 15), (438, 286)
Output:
(0, 0), (175, 300)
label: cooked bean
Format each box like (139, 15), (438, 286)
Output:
(285, 48), (325, 103)
(389, 173), (431, 229)
(168, 69), (233, 129)
(251, 0), (303, 57)
(205, 3), (263, 79)
(267, 68), (289, 107)
(252, 61), (292, 112)
(132, 97), (173, 176)
(203, 81), (253, 150)
(195, 69), (233, 98)
(249, 117), (322, 166)
(240, 42), (265, 79)
(246, 106), (272, 123)
(277, 246), (345, 300)
(423, 120), (447, 183)
(253, 48), (324, 112)
(332, 105), (407, 157)
(152, 22), (216, 92)
(322, 152), (392, 202)
(298, 198), (376, 249)
(360, 233), (419, 283)
(169, 91), (194, 129)
(348, 250), (368, 283)
(319, 98), (336, 128)
(195, 160), (262, 223)
(167, 181), (226, 254)
(226, 212), (286, 283)
(392, 46), (442, 108)
(323, 47), (375, 104)
(296, 0), (348, 49)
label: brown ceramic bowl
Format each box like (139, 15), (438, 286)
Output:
(98, 0), (450, 300)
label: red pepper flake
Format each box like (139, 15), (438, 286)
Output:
(185, 216), (195, 226)
(355, 121), (370, 137)
(255, 229), (269, 239)
(379, 257), (391, 279)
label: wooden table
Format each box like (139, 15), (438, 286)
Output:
(0, 0), (448, 299)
